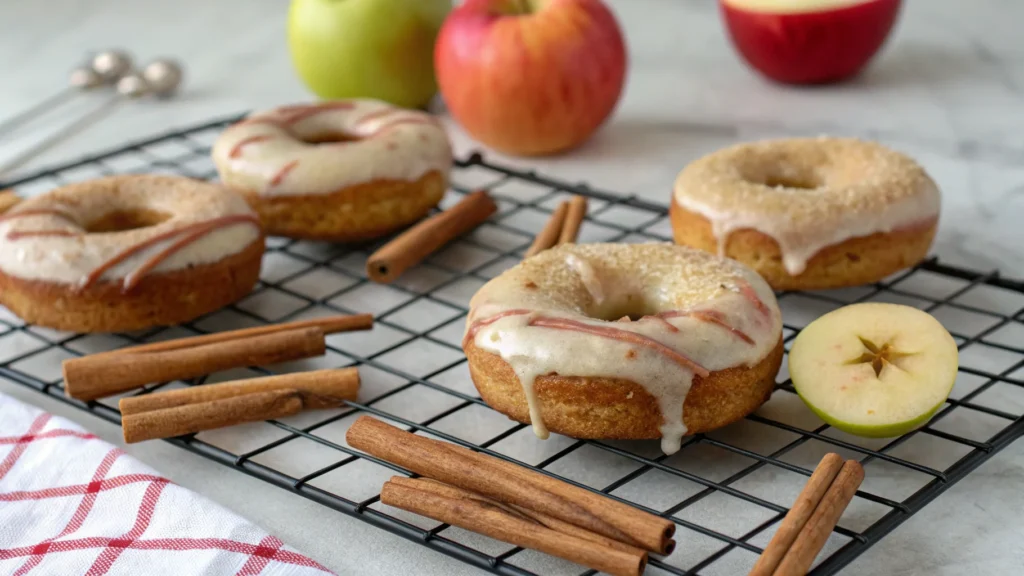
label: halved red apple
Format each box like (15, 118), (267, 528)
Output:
(720, 0), (901, 84)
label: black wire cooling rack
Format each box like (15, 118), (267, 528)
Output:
(2, 115), (1024, 576)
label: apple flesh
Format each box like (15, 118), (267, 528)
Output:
(720, 0), (901, 84)
(434, 0), (627, 156)
(287, 0), (451, 109)
(788, 303), (958, 438)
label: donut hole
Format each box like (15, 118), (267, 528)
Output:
(599, 309), (646, 322)
(742, 164), (823, 190)
(761, 174), (820, 190)
(590, 293), (662, 323)
(300, 130), (360, 145)
(86, 208), (171, 233)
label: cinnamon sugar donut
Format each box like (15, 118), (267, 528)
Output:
(211, 99), (452, 241)
(463, 243), (783, 454)
(0, 175), (264, 333)
(671, 138), (940, 290)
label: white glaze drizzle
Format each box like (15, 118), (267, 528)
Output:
(565, 253), (605, 305)
(0, 176), (261, 286)
(211, 99), (453, 197)
(673, 137), (941, 275)
(465, 243), (782, 454)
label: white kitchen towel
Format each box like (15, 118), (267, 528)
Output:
(0, 392), (335, 576)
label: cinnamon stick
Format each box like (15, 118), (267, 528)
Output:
(525, 201), (569, 258)
(748, 453), (844, 576)
(121, 389), (303, 443)
(773, 460), (865, 576)
(95, 313), (372, 357)
(119, 368), (360, 415)
(389, 476), (650, 557)
(0, 190), (19, 215)
(367, 190), (497, 283)
(346, 416), (675, 554)
(381, 480), (647, 576)
(557, 195), (588, 245)
(63, 327), (326, 401)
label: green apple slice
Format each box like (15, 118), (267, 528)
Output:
(789, 302), (959, 438)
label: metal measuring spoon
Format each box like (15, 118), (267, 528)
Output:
(0, 58), (185, 179)
(0, 50), (133, 138)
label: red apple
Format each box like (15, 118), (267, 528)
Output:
(720, 0), (901, 84)
(434, 0), (627, 156)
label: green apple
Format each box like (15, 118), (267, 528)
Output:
(287, 0), (451, 109)
(789, 303), (958, 438)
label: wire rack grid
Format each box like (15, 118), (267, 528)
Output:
(2, 116), (1024, 576)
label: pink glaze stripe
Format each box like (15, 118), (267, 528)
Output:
(658, 310), (754, 345)
(282, 102), (356, 125)
(370, 119), (440, 140)
(351, 108), (397, 127)
(643, 315), (680, 333)
(462, 309), (531, 348)
(529, 316), (711, 377)
(356, 109), (440, 130)
(121, 216), (255, 292)
(229, 135), (275, 159)
(269, 160), (299, 187)
(78, 214), (261, 293)
(736, 280), (772, 318)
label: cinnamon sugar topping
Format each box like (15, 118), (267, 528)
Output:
(673, 138), (941, 275)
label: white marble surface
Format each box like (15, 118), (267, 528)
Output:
(1, 0), (1023, 574)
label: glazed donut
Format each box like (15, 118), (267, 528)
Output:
(463, 243), (783, 454)
(671, 138), (940, 290)
(0, 175), (264, 333)
(211, 99), (452, 241)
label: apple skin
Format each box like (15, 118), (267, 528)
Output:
(434, 0), (627, 156)
(287, 0), (451, 109)
(799, 392), (947, 438)
(720, 0), (901, 84)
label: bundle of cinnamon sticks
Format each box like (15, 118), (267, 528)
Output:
(525, 195), (588, 258)
(347, 416), (674, 576)
(60, 313), (373, 443)
(120, 368), (360, 443)
(749, 453), (865, 576)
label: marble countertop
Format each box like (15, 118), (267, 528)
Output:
(1, 0), (1023, 574)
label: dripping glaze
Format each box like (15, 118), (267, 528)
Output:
(465, 243), (782, 455)
(672, 137), (941, 275)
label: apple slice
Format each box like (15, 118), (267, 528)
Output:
(788, 302), (958, 438)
